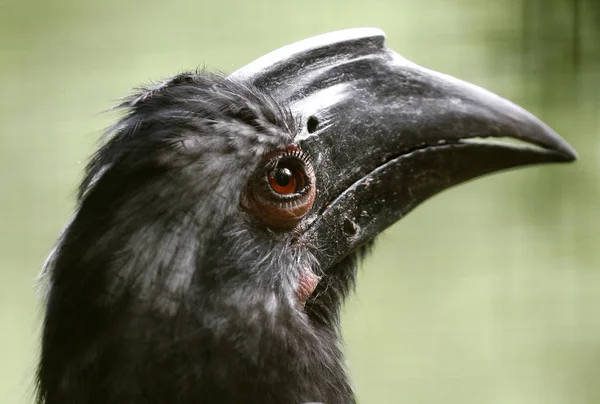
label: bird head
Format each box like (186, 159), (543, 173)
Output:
(37, 28), (575, 404)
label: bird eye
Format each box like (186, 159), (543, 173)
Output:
(267, 164), (305, 195)
(242, 145), (315, 230)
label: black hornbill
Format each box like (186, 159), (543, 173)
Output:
(36, 28), (576, 404)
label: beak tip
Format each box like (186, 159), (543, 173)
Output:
(560, 141), (578, 162)
(561, 147), (578, 162)
(511, 106), (578, 163)
(541, 127), (578, 162)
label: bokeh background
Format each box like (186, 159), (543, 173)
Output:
(1, 0), (598, 403)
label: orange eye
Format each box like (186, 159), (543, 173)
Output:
(268, 166), (305, 195)
(242, 145), (315, 230)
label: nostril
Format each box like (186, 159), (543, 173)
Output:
(307, 116), (319, 134)
(342, 217), (358, 237)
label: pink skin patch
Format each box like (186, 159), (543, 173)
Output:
(296, 270), (320, 307)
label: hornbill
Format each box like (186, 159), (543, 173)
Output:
(36, 28), (576, 404)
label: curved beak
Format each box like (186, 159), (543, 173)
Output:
(232, 28), (577, 269)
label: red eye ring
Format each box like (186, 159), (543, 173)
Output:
(242, 145), (315, 230)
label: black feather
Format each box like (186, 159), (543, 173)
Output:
(37, 72), (358, 404)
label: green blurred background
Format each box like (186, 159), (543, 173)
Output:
(1, 0), (598, 403)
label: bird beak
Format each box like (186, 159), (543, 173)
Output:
(232, 28), (577, 269)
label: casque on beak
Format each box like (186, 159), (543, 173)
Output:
(232, 28), (577, 269)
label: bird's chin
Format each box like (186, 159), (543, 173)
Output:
(296, 269), (321, 307)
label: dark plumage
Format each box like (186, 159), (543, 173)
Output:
(36, 29), (575, 404)
(38, 73), (356, 404)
